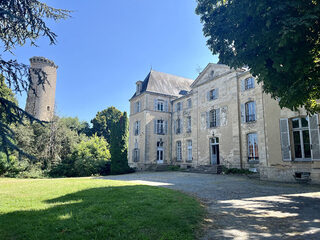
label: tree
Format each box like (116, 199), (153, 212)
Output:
(109, 111), (130, 175)
(196, 0), (320, 112)
(0, 75), (17, 123)
(91, 107), (123, 143)
(0, 0), (70, 156)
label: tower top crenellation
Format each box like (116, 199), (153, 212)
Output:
(30, 56), (58, 69)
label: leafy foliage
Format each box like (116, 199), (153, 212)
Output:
(196, 0), (320, 112)
(0, 0), (70, 157)
(91, 107), (122, 144)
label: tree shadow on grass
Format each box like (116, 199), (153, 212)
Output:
(0, 185), (203, 240)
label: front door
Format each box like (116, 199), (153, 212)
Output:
(210, 138), (220, 165)
(157, 141), (164, 164)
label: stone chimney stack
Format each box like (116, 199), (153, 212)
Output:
(25, 56), (58, 121)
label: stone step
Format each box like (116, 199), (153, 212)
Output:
(183, 165), (222, 174)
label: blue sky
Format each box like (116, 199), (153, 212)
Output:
(6, 0), (218, 122)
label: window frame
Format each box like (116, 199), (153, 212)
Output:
(245, 77), (254, 90)
(157, 100), (164, 112)
(209, 89), (216, 100)
(134, 121), (140, 136)
(187, 140), (192, 161)
(210, 109), (217, 128)
(156, 119), (164, 135)
(291, 117), (312, 161)
(245, 101), (256, 122)
(247, 133), (259, 161)
(176, 141), (182, 161)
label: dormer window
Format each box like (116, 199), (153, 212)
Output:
(136, 81), (142, 95)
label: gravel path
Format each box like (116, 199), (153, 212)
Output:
(100, 172), (320, 239)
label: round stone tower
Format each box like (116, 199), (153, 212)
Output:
(25, 56), (58, 122)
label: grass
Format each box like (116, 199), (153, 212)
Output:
(0, 177), (204, 240)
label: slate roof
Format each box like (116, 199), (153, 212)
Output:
(131, 70), (194, 99)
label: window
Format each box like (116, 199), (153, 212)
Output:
(248, 133), (259, 161)
(187, 140), (192, 161)
(134, 121), (140, 136)
(157, 100), (164, 112)
(176, 102), (182, 111)
(187, 116), (191, 133)
(245, 101), (256, 122)
(156, 120), (164, 135)
(157, 141), (164, 163)
(187, 99), (192, 108)
(210, 109), (217, 128)
(133, 141), (139, 162)
(208, 89), (218, 101)
(176, 141), (182, 161)
(291, 117), (311, 159)
(176, 119), (181, 134)
(47, 106), (50, 111)
(245, 77), (254, 90)
(134, 101), (140, 113)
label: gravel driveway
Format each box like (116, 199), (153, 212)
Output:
(101, 172), (320, 239)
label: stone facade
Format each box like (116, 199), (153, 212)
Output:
(25, 56), (58, 122)
(128, 64), (320, 183)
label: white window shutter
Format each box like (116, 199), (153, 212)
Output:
(165, 101), (168, 112)
(207, 92), (210, 101)
(241, 79), (245, 92)
(154, 99), (157, 111)
(252, 77), (255, 88)
(279, 118), (292, 161)
(174, 119), (176, 134)
(164, 120), (168, 135)
(154, 120), (157, 134)
(138, 121), (140, 134)
(240, 104), (245, 123)
(216, 108), (221, 127)
(215, 88), (219, 99)
(206, 111), (210, 129)
(309, 115), (320, 160)
(181, 118), (183, 133)
(253, 101), (257, 120)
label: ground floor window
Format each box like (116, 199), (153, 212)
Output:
(176, 141), (182, 161)
(248, 133), (259, 161)
(292, 117), (311, 159)
(187, 140), (192, 161)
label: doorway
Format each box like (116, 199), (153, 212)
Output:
(210, 138), (220, 165)
(157, 141), (164, 164)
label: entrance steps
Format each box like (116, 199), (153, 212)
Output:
(183, 165), (222, 174)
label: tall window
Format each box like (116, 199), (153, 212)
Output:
(245, 101), (256, 122)
(133, 141), (139, 162)
(134, 101), (140, 113)
(134, 121), (140, 136)
(210, 109), (217, 128)
(187, 140), (192, 161)
(157, 141), (164, 163)
(176, 141), (182, 161)
(156, 120), (164, 135)
(176, 119), (181, 134)
(187, 116), (191, 133)
(245, 77), (254, 90)
(157, 100), (164, 112)
(248, 133), (259, 161)
(187, 99), (192, 108)
(292, 117), (311, 159)
(176, 102), (182, 111)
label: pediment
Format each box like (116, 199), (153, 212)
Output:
(191, 63), (232, 88)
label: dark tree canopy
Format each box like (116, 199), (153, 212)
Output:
(196, 0), (320, 112)
(0, 0), (70, 156)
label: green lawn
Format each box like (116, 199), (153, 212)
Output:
(0, 178), (204, 240)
